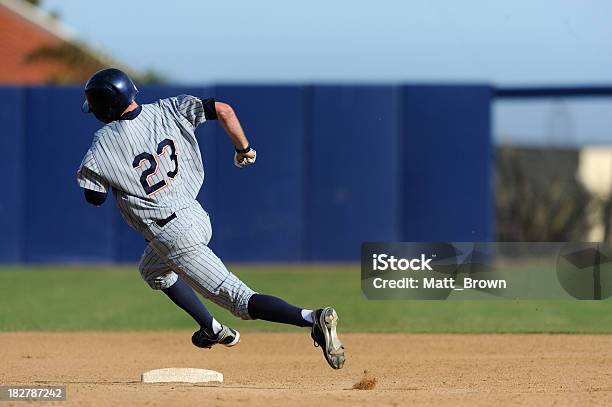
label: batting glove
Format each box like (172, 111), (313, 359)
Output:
(234, 146), (257, 168)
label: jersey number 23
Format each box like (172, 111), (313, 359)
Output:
(132, 138), (178, 195)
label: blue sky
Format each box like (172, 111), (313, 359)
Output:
(43, 0), (612, 85)
(42, 0), (612, 145)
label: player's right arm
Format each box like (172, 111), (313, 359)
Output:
(214, 101), (256, 168)
(76, 147), (109, 207)
(171, 95), (256, 168)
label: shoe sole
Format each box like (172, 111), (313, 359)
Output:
(224, 330), (240, 347)
(320, 307), (345, 369)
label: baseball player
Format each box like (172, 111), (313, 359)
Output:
(76, 68), (345, 370)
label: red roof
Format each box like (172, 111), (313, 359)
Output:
(0, 0), (71, 84)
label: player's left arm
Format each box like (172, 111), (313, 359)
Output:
(214, 101), (257, 168)
(76, 147), (109, 207)
(83, 188), (107, 206)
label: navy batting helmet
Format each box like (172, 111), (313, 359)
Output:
(82, 68), (138, 123)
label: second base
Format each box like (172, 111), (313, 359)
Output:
(142, 368), (223, 383)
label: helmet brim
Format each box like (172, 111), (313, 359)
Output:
(81, 100), (91, 113)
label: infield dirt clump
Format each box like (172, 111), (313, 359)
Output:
(352, 370), (377, 390)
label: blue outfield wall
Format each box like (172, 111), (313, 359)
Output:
(0, 88), (24, 263)
(309, 86), (402, 261)
(205, 86), (307, 262)
(400, 86), (493, 242)
(23, 87), (116, 263)
(0, 84), (492, 263)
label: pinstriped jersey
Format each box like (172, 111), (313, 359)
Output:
(77, 95), (208, 236)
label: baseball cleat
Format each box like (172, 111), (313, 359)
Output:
(311, 307), (345, 369)
(192, 325), (240, 349)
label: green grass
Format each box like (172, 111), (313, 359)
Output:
(1, 265), (612, 333)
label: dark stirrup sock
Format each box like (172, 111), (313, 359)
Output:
(162, 277), (214, 331)
(247, 293), (312, 327)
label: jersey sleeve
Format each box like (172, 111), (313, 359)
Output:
(172, 95), (209, 128)
(76, 148), (109, 193)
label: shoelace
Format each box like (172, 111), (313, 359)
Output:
(312, 325), (320, 348)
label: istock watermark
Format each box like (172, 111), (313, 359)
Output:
(361, 242), (612, 300)
(371, 253), (433, 271)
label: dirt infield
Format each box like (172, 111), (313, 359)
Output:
(1, 332), (611, 406)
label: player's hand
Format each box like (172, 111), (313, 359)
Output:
(234, 147), (257, 168)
